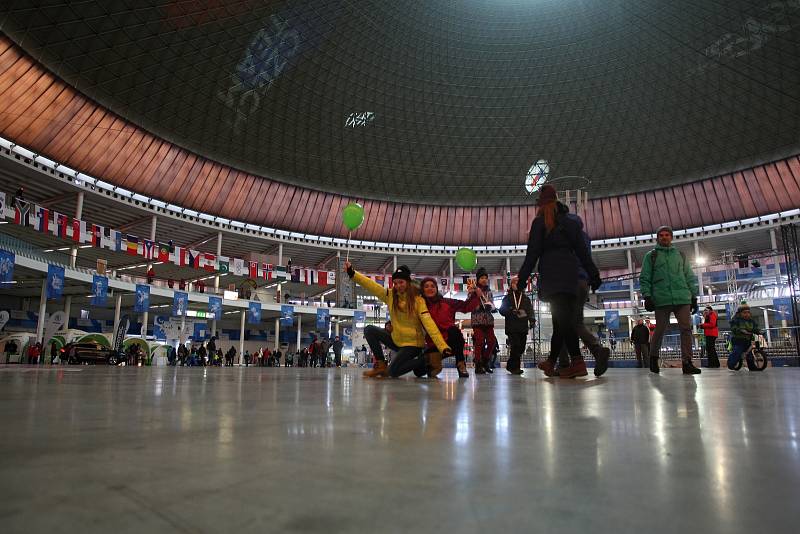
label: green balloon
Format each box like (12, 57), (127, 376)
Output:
(342, 202), (365, 231)
(455, 248), (477, 271)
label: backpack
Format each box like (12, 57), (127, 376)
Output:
(649, 248), (687, 270)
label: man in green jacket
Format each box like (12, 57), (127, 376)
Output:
(639, 226), (701, 375)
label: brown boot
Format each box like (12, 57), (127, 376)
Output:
(456, 361), (469, 378)
(559, 360), (588, 379)
(363, 360), (389, 378)
(428, 353), (443, 378)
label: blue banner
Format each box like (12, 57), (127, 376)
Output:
(208, 296), (223, 321)
(725, 302), (738, 320)
(91, 274), (108, 306)
(172, 291), (188, 317)
(134, 284), (150, 312)
(353, 310), (366, 328)
(0, 249), (14, 286)
(280, 304), (294, 326)
(604, 310), (620, 331)
(316, 308), (330, 330)
(774, 298), (794, 322)
(248, 301), (262, 324)
(46, 264), (65, 300)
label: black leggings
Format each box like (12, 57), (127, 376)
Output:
(425, 326), (466, 363)
(548, 293), (581, 363)
(365, 325), (425, 378)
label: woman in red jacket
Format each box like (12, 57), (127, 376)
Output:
(420, 277), (480, 378)
(700, 306), (720, 368)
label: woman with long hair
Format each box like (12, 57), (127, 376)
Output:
(516, 185), (602, 378)
(345, 262), (451, 378)
(419, 277), (479, 378)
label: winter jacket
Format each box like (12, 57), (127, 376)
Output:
(332, 340), (343, 355)
(699, 311), (719, 338)
(471, 284), (495, 327)
(498, 290), (534, 334)
(639, 245), (698, 307)
(566, 211), (591, 281)
(423, 292), (480, 349)
(352, 271), (450, 353)
(730, 315), (761, 342)
(630, 324), (650, 345)
(517, 204), (601, 300)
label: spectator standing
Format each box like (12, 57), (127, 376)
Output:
(332, 337), (344, 367)
(147, 267), (155, 284)
(639, 225), (701, 375)
(630, 319), (651, 368)
(699, 306), (720, 368)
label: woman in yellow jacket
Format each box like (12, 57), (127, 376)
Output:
(344, 261), (451, 378)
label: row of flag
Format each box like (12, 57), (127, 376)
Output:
(5, 197), (340, 285)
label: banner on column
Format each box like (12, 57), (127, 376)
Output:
(725, 301), (737, 319)
(113, 315), (130, 352)
(134, 284), (150, 312)
(208, 296), (223, 321)
(172, 291), (188, 317)
(248, 301), (262, 324)
(153, 315), (183, 341)
(353, 310), (366, 328)
(774, 298), (794, 321)
(0, 249), (15, 286)
(280, 304), (294, 326)
(604, 310), (619, 331)
(46, 264), (65, 300)
(43, 311), (67, 344)
(316, 308), (330, 330)
(91, 275), (108, 306)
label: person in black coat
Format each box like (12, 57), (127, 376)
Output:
(516, 185), (601, 378)
(499, 278), (534, 375)
(630, 319), (651, 368)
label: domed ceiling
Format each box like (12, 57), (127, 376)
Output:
(1, 0), (799, 205)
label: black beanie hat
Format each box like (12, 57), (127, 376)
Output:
(476, 267), (488, 280)
(392, 265), (412, 282)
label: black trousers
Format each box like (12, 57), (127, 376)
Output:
(365, 325), (425, 377)
(705, 336), (719, 367)
(548, 293), (581, 363)
(507, 332), (527, 369)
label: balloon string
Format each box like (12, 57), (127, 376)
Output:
(346, 231), (352, 262)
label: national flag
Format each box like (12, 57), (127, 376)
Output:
(495, 277), (504, 291)
(318, 271), (328, 286)
(306, 269), (315, 285)
(202, 253), (216, 272)
(440, 278), (449, 288)
(233, 258), (246, 276)
(291, 268), (301, 283)
(276, 265), (288, 279)
(91, 224), (102, 247)
(188, 249), (201, 269)
(328, 271), (336, 285)
(387, 275), (392, 287)
(48, 211), (62, 237)
(217, 256), (230, 274)
(126, 234), (139, 255)
(72, 219), (86, 242)
(172, 246), (186, 266)
(249, 261), (259, 279)
(158, 243), (171, 262)
(14, 203), (30, 225)
(34, 206), (50, 233)
(260, 262), (269, 280)
(56, 213), (70, 238)
(142, 239), (157, 260)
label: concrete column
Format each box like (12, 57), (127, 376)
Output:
(275, 317), (280, 351)
(211, 231), (222, 338)
(449, 258), (454, 297)
(335, 319), (340, 338)
(70, 192), (84, 268)
(626, 249), (636, 306)
(278, 243), (284, 266)
(239, 310), (246, 365)
(141, 311), (149, 338)
(296, 313), (302, 352)
(393, 256), (397, 272)
(143, 215), (157, 340)
(763, 308), (771, 345)
(770, 228), (781, 295)
(36, 279), (47, 343)
(64, 296), (72, 330)
(113, 293), (122, 334)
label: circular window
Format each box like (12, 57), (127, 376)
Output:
(525, 160), (549, 194)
